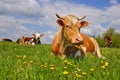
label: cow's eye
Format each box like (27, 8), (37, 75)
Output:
(66, 25), (72, 29)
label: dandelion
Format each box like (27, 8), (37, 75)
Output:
(63, 70), (69, 75)
(44, 65), (47, 68)
(104, 62), (109, 67)
(30, 60), (33, 64)
(76, 73), (82, 78)
(64, 60), (68, 63)
(50, 64), (55, 67)
(41, 65), (44, 67)
(64, 66), (67, 69)
(23, 55), (26, 59)
(50, 67), (55, 70)
(82, 72), (86, 75)
(101, 65), (105, 69)
(90, 68), (94, 71)
(67, 62), (72, 65)
(23, 61), (27, 64)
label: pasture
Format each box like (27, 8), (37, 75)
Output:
(0, 42), (120, 80)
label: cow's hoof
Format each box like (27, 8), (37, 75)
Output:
(101, 56), (106, 59)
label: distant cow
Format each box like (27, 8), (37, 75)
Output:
(104, 35), (112, 48)
(51, 13), (105, 59)
(2, 38), (13, 42)
(16, 33), (44, 45)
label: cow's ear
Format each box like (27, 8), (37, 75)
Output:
(40, 34), (44, 37)
(80, 21), (89, 28)
(32, 34), (36, 37)
(57, 19), (64, 26)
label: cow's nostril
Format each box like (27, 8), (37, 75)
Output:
(76, 38), (82, 42)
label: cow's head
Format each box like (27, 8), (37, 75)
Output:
(56, 13), (89, 44)
(32, 33), (44, 40)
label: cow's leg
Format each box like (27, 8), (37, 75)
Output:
(90, 38), (106, 59)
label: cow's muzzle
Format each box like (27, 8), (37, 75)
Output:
(72, 41), (83, 45)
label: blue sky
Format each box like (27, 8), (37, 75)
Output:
(0, 0), (120, 44)
(68, 0), (112, 8)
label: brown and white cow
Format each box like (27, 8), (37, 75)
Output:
(66, 33), (105, 59)
(51, 13), (105, 59)
(16, 33), (44, 45)
(2, 38), (13, 42)
(104, 34), (112, 48)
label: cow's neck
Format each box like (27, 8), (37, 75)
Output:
(59, 28), (72, 54)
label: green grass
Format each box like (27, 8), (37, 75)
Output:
(0, 42), (120, 80)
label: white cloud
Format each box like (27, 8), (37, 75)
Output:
(110, 0), (118, 5)
(0, 0), (44, 17)
(0, 0), (120, 43)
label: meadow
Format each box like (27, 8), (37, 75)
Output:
(0, 42), (120, 80)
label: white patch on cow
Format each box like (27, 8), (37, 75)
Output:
(80, 45), (87, 56)
(31, 42), (35, 45)
(35, 33), (40, 38)
(67, 16), (79, 24)
(30, 38), (34, 42)
(74, 50), (81, 58)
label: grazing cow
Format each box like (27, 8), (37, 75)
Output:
(104, 35), (112, 48)
(51, 13), (105, 59)
(16, 33), (44, 45)
(2, 38), (13, 42)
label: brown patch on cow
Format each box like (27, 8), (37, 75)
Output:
(80, 33), (95, 53)
(2, 38), (13, 42)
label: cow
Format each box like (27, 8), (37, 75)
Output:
(16, 33), (44, 45)
(51, 13), (105, 59)
(2, 38), (13, 42)
(104, 34), (112, 48)
(65, 33), (105, 59)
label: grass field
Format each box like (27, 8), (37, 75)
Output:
(0, 42), (120, 80)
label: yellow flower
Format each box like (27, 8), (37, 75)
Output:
(50, 67), (55, 70)
(67, 62), (72, 65)
(23, 61), (27, 64)
(50, 64), (55, 67)
(64, 60), (68, 63)
(30, 60), (33, 63)
(64, 66), (67, 69)
(104, 62), (109, 67)
(101, 66), (105, 69)
(63, 70), (69, 75)
(76, 74), (82, 78)
(82, 72), (86, 75)
(41, 65), (44, 67)
(90, 68), (94, 71)
(23, 55), (26, 59)
(44, 65), (47, 68)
